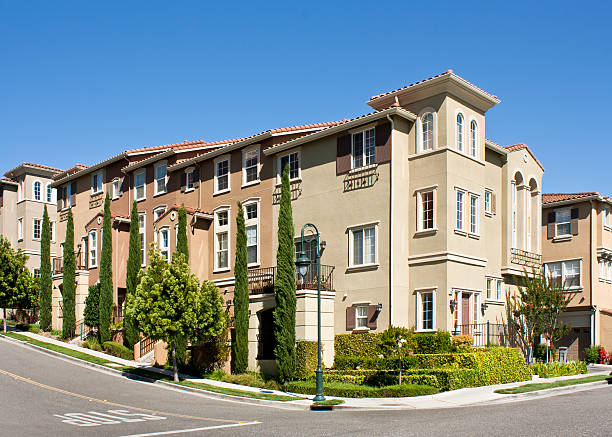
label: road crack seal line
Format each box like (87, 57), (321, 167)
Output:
(0, 368), (255, 425)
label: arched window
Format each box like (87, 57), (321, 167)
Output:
(422, 112), (434, 151)
(456, 113), (464, 151)
(33, 181), (41, 201)
(46, 184), (53, 203)
(470, 120), (478, 157)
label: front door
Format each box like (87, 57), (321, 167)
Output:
(461, 293), (471, 334)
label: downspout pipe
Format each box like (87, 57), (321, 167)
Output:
(386, 112), (395, 327)
(589, 200), (595, 345)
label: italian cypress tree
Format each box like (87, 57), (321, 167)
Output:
(98, 193), (113, 343)
(39, 205), (52, 331)
(124, 200), (141, 348)
(83, 283), (100, 329)
(233, 202), (249, 374)
(62, 209), (76, 339)
(176, 205), (188, 262)
(273, 165), (297, 382)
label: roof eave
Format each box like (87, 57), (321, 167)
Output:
(484, 139), (509, 156)
(542, 195), (601, 208)
(51, 152), (129, 188)
(121, 149), (174, 174)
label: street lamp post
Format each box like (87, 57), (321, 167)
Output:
(295, 223), (325, 402)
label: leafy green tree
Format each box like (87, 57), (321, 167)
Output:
(62, 209), (76, 339)
(273, 165), (297, 382)
(124, 200), (141, 348)
(540, 269), (575, 362)
(84, 283), (100, 329)
(377, 326), (415, 357)
(98, 194), (113, 343)
(176, 205), (188, 262)
(39, 205), (52, 331)
(126, 248), (226, 381)
(233, 202), (249, 373)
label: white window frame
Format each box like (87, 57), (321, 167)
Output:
(348, 222), (379, 269)
(469, 193), (479, 235)
(61, 184), (72, 210)
(417, 109), (437, 152)
(277, 150), (301, 183)
(484, 190), (492, 216)
(33, 180), (41, 201)
(111, 178), (121, 200)
(555, 207), (571, 238)
(154, 161), (168, 196)
(153, 205), (167, 223)
(214, 206), (231, 272)
(456, 189), (466, 231)
(242, 147), (260, 187)
(91, 171), (104, 195)
(497, 279), (505, 301)
(243, 200), (260, 267)
(469, 119), (478, 158)
(456, 112), (464, 152)
(416, 187), (437, 232)
(17, 217), (23, 241)
(416, 289), (436, 332)
(158, 226), (170, 262)
(134, 170), (146, 201)
(599, 259), (606, 281)
(485, 277), (504, 302)
(185, 167), (195, 192)
(17, 181), (24, 202)
(608, 260), (612, 282)
(355, 305), (369, 329)
(214, 156), (231, 194)
(89, 230), (98, 268)
(545, 259), (583, 290)
(604, 206), (612, 230)
(138, 212), (146, 267)
(32, 218), (42, 240)
(46, 183), (53, 203)
(351, 128), (376, 169)
(50, 221), (56, 242)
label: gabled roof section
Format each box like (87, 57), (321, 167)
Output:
(84, 210), (130, 229)
(367, 70), (500, 113)
(504, 143), (545, 172)
(4, 162), (64, 178)
(542, 192), (601, 205)
(153, 204), (213, 225)
(0, 177), (18, 187)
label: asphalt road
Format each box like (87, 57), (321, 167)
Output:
(1, 337), (612, 437)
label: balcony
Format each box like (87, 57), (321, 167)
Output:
(52, 253), (88, 274)
(248, 263), (335, 295)
(510, 248), (542, 268)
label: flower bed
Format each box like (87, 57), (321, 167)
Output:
(530, 361), (587, 378)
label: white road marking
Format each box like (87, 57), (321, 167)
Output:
(117, 421), (261, 436)
(54, 410), (167, 427)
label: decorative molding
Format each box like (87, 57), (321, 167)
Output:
(408, 251), (487, 267)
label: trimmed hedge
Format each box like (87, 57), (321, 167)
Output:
(333, 355), (417, 371)
(413, 331), (451, 354)
(335, 332), (382, 358)
(102, 341), (134, 361)
(284, 380), (438, 398)
(403, 368), (478, 391)
(295, 340), (318, 380)
(531, 361), (588, 378)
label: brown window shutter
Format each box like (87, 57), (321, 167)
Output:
(547, 211), (556, 239)
(180, 173), (187, 193)
(336, 134), (351, 175)
(491, 193), (496, 215)
(70, 182), (77, 206)
(57, 189), (62, 210)
(193, 167), (200, 188)
(375, 122), (392, 164)
(367, 305), (377, 330)
(571, 208), (579, 235)
(345, 306), (356, 331)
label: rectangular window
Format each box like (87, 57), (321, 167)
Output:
(186, 170), (194, 191)
(50, 222), (55, 242)
(111, 179), (120, 199)
(46, 184), (53, 203)
(89, 231), (97, 267)
(135, 171), (146, 201)
(486, 278), (493, 299)
(215, 158), (230, 193)
(62, 184), (71, 209)
(470, 194), (478, 234)
(456, 191), (465, 230)
(279, 152), (300, 181)
(351, 226), (376, 266)
(159, 228), (169, 261)
(243, 149), (259, 185)
(244, 202), (259, 265)
(356, 306), (368, 329)
(418, 291), (434, 331)
(484, 190), (492, 215)
(153, 206), (167, 222)
(215, 209), (230, 270)
(497, 280), (504, 300)
(17, 218), (23, 240)
(418, 190), (435, 231)
(33, 219), (41, 240)
(18, 181), (24, 201)
(92, 171), (103, 194)
(139, 213), (146, 266)
(555, 208), (571, 237)
(545, 260), (581, 289)
(155, 163), (167, 195)
(33, 269), (41, 278)
(352, 128), (375, 169)
(564, 260), (581, 288)
(600, 259), (606, 280)
(608, 260), (612, 281)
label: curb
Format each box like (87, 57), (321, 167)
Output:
(0, 335), (307, 410)
(485, 379), (610, 404)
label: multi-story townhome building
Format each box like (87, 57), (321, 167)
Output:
(0, 163), (63, 276)
(541, 192), (612, 360)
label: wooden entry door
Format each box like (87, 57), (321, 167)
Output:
(461, 293), (471, 334)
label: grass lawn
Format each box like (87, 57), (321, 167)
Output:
(313, 399), (345, 406)
(495, 374), (610, 394)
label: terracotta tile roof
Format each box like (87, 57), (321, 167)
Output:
(153, 204), (212, 225)
(542, 192), (600, 205)
(368, 69), (499, 102)
(85, 210), (129, 228)
(503, 143), (545, 172)
(22, 162), (64, 173)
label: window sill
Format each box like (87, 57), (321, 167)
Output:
(111, 196), (120, 201)
(468, 233), (480, 240)
(213, 189), (231, 196)
(153, 191), (167, 198)
(346, 264), (379, 273)
(485, 299), (505, 306)
(275, 177), (302, 187)
(415, 329), (436, 333)
(17, 238), (23, 243)
(352, 327), (370, 333)
(414, 229), (437, 237)
(135, 197), (146, 203)
(485, 211), (492, 218)
(565, 287), (583, 293)
(213, 267), (231, 274)
(247, 263), (261, 268)
(553, 235), (572, 242)
(184, 187), (195, 194)
(454, 229), (467, 236)
(604, 226), (612, 232)
(242, 180), (260, 189)
(348, 164), (377, 175)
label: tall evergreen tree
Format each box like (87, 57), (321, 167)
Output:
(176, 205), (188, 262)
(39, 205), (52, 331)
(98, 193), (113, 343)
(124, 200), (141, 348)
(273, 165), (297, 382)
(83, 283), (100, 329)
(233, 202), (249, 373)
(62, 209), (76, 339)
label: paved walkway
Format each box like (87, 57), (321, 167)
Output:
(8, 330), (612, 409)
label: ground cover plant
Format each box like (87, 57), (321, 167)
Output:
(283, 380), (438, 398)
(530, 361), (587, 378)
(495, 374), (609, 394)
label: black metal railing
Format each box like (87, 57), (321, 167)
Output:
(453, 322), (518, 348)
(52, 253), (88, 274)
(74, 319), (91, 341)
(247, 264), (335, 295)
(510, 248), (542, 267)
(139, 337), (157, 356)
(112, 307), (124, 325)
(248, 267), (276, 295)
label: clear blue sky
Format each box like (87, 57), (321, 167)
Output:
(1, 1), (610, 194)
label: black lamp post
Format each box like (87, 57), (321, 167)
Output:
(295, 223), (325, 402)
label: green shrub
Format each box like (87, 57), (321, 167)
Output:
(533, 343), (548, 362)
(333, 355), (417, 371)
(403, 368), (478, 390)
(413, 331), (451, 354)
(84, 336), (103, 352)
(584, 345), (602, 364)
(102, 341), (134, 361)
(451, 335), (473, 352)
(295, 340), (318, 379)
(220, 373), (281, 391)
(334, 332), (382, 358)
(16, 323), (40, 333)
(377, 326), (415, 357)
(531, 361), (588, 378)
(283, 380), (438, 397)
(50, 329), (62, 337)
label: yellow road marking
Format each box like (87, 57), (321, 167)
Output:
(0, 368), (252, 424)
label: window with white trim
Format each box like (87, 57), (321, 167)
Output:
(469, 194), (479, 234)
(279, 151), (300, 181)
(497, 279), (504, 300)
(350, 225), (377, 267)
(421, 112), (434, 151)
(153, 206), (167, 222)
(600, 259), (606, 280)
(33, 181), (41, 201)
(215, 158), (230, 193)
(61, 184), (71, 209)
(486, 277), (504, 301)
(18, 181), (24, 201)
(111, 179), (121, 200)
(17, 218), (23, 240)
(138, 213), (146, 266)
(416, 290), (435, 331)
(545, 260), (581, 288)
(486, 278), (493, 299)
(469, 120), (478, 157)
(244, 201), (259, 265)
(33, 269), (41, 278)
(604, 206), (612, 229)
(50, 221), (55, 242)
(555, 208), (571, 237)
(417, 189), (436, 231)
(92, 171), (103, 194)
(243, 148), (260, 185)
(89, 230), (97, 267)
(185, 168), (195, 191)
(154, 162), (167, 195)
(608, 260), (612, 282)
(456, 190), (465, 230)
(33, 218), (41, 240)
(214, 208), (230, 270)
(352, 128), (375, 169)
(456, 113), (464, 151)
(355, 306), (368, 329)
(484, 190), (492, 215)
(134, 170), (146, 201)
(159, 227), (170, 262)
(46, 183), (53, 203)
